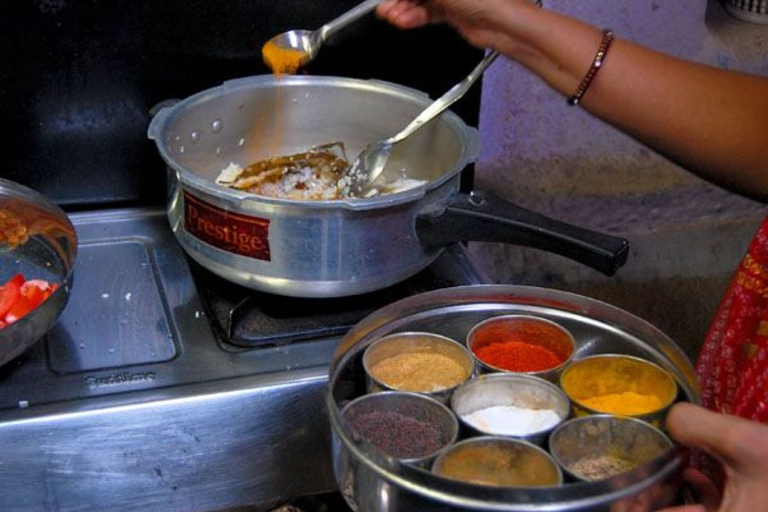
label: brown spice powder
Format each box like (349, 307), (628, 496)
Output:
(369, 352), (469, 392)
(436, 442), (560, 487)
(568, 454), (638, 481)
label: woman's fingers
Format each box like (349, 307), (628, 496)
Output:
(666, 402), (768, 472)
(376, 0), (433, 28)
(681, 468), (722, 511)
(653, 505), (706, 512)
(666, 402), (768, 511)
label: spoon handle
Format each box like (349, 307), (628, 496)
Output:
(319, 0), (384, 42)
(389, 50), (500, 145)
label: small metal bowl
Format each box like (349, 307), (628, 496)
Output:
(559, 354), (678, 426)
(341, 391), (459, 467)
(467, 314), (575, 382)
(549, 415), (674, 482)
(363, 331), (475, 403)
(432, 435), (563, 487)
(451, 373), (570, 446)
(0, 178), (77, 368)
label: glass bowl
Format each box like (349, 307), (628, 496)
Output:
(0, 178), (77, 367)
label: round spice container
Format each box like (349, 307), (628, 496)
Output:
(549, 415), (674, 482)
(432, 436), (563, 488)
(342, 391), (459, 467)
(467, 315), (575, 382)
(363, 332), (474, 403)
(559, 354), (678, 426)
(451, 373), (570, 446)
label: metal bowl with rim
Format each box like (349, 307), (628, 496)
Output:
(342, 390), (460, 468)
(0, 178), (77, 368)
(450, 373), (570, 446)
(549, 415), (674, 483)
(432, 435), (563, 487)
(559, 354), (679, 427)
(362, 331), (475, 403)
(327, 284), (698, 512)
(466, 314), (575, 382)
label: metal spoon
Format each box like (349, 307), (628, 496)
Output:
(341, 51), (500, 198)
(262, 0), (383, 72)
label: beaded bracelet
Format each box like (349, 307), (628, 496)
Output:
(567, 29), (615, 106)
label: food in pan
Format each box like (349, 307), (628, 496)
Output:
(216, 142), (349, 200)
(215, 142), (427, 200)
(0, 273), (59, 329)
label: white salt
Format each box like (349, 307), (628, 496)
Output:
(462, 405), (561, 435)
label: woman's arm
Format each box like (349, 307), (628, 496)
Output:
(378, 0), (768, 201)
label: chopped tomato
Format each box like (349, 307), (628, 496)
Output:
(0, 274), (24, 318)
(5, 294), (35, 325)
(0, 274), (58, 328)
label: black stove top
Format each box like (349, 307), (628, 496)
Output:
(193, 257), (477, 349)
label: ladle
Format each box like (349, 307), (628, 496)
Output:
(262, 0), (383, 73)
(341, 50), (500, 197)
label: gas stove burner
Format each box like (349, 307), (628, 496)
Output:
(190, 256), (481, 348)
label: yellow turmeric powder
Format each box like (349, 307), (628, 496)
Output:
(261, 42), (308, 75)
(580, 391), (664, 416)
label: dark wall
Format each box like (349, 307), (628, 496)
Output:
(1, 0), (482, 209)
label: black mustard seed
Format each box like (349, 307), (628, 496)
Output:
(345, 409), (444, 459)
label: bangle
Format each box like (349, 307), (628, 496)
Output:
(567, 29), (615, 106)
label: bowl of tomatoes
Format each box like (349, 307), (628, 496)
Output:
(0, 178), (77, 367)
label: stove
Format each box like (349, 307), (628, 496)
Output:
(0, 207), (487, 512)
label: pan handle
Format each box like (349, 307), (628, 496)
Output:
(416, 191), (629, 276)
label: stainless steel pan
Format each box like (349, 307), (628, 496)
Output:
(149, 75), (628, 298)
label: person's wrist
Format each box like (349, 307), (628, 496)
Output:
(491, 0), (545, 60)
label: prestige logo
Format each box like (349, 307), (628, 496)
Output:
(84, 371), (156, 389)
(182, 191), (271, 261)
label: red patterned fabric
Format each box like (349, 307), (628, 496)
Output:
(694, 217), (768, 485)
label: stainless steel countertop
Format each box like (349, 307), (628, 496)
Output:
(0, 207), (486, 512)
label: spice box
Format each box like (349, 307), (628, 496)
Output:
(328, 285), (699, 512)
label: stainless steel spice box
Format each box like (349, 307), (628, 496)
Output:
(327, 284), (699, 512)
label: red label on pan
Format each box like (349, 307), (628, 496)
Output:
(183, 190), (271, 261)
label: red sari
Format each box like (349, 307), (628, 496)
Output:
(694, 217), (768, 483)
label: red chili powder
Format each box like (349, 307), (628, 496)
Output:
(474, 341), (563, 372)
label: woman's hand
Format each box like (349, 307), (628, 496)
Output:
(376, 0), (539, 51)
(660, 402), (768, 512)
(376, 0), (768, 201)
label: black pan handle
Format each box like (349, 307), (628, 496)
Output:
(416, 191), (629, 276)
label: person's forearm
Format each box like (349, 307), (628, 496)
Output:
(492, 5), (768, 201)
